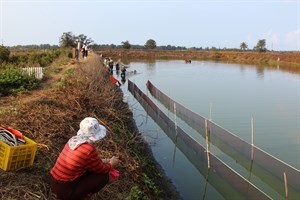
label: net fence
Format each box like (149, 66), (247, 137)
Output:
(128, 80), (273, 199)
(146, 80), (300, 198)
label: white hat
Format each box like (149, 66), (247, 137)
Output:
(78, 117), (106, 141)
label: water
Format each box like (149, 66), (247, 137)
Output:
(118, 60), (300, 200)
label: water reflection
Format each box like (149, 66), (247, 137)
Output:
(256, 67), (265, 79)
(201, 168), (211, 200)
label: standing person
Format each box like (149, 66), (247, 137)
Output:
(84, 44), (89, 57)
(120, 65), (126, 82)
(108, 58), (114, 74)
(50, 117), (120, 200)
(81, 45), (86, 58)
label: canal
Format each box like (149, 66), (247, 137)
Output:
(116, 60), (299, 200)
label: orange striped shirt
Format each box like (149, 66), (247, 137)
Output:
(50, 143), (111, 181)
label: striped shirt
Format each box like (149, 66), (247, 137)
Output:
(50, 143), (111, 182)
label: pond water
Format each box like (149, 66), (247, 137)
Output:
(116, 60), (299, 200)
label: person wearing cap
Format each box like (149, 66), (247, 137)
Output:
(50, 117), (120, 200)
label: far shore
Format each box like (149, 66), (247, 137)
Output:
(97, 49), (300, 73)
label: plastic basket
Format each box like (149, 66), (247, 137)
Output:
(0, 136), (37, 171)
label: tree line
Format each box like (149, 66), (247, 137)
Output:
(5, 31), (269, 52)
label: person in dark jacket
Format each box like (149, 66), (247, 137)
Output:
(50, 117), (120, 200)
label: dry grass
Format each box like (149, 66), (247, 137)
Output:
(0, 54), (179, 200)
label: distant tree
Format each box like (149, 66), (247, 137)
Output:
(122, 40), (131, 49)
(0, 45), (10, 65)
(39, 44), (51, 49)
(240, 42), (248, 51)
(59, 32), (76, 48)
(77, 34), (94, 46)
(145, 39), (157, 49)
(254, 39), (267, 52)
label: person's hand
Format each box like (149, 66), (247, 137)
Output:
(109, 156), (120, 168)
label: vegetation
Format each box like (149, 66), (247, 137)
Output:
(145, 39), (157, 49)
(254, 39), (267, 52)
(0, 53), (180, 200)
(122, 40), (131, 49)
(59, 32), (77, 48)
(0, 46), (10, 64)
(240, 42), (248, 51)
(10, 49), (63, 68)
(0, 67), (40, 96)
(0, 49), (71, 96)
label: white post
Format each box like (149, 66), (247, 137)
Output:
(205, 119), (210, 169)
(77, 41), (81, 60)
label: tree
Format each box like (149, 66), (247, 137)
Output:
(59, 32), (76, 48)
(77, 34), (94, 46)
(0, 45), (10, 65)
(254, 39), (267, 52)
(240, 42), (248, 51)
(145, 39), (156, 49)
(121, 41), (131, 49)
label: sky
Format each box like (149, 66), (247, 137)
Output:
(0, 0), (299, 51)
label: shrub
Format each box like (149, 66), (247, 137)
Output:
(0, 46), (10, 65)
(0, 67), (40, 96)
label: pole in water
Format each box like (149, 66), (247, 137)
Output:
(251, 115), (254, 161)
(205, 119), (210, 169)
(174, 102), (177, 137)
(172, 102), (178, 168)
(284, 172), (288, 199)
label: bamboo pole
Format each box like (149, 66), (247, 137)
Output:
(284, 172), (288, 199)
(251, 115), (254, 160)
(172, 102), (178, 167)
(174, 103), (178, 137)
(205, 119), (210, 169)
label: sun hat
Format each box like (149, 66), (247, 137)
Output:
(78, 117), (106, 141)
(68, 117), (106, 150)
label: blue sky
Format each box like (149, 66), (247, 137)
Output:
(0, 0), (299, 51)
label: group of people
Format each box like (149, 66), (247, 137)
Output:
(81, 44), (89, 58)
(50, 117), (120, 200)
(102, 57), (127, 85)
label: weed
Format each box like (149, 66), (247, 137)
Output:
(143, 174), (160, 197)
(125, 185), (148, 200)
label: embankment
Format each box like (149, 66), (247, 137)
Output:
(98, 49), (300, 73)
(0, 53), (180, 200)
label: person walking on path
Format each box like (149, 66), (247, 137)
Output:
(50, 117), (120, 200)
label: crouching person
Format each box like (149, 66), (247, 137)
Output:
(50, 117), (120, 200)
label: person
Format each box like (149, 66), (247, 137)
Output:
(120, 65), (126, 82)
(109, 75), (121, 87)
(50, 117), (120, 200)
(81, 45), (86, 58)
(84, 44), (89, 57)
(108, 58), (114, 73)
(115, 62), (120, 71)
